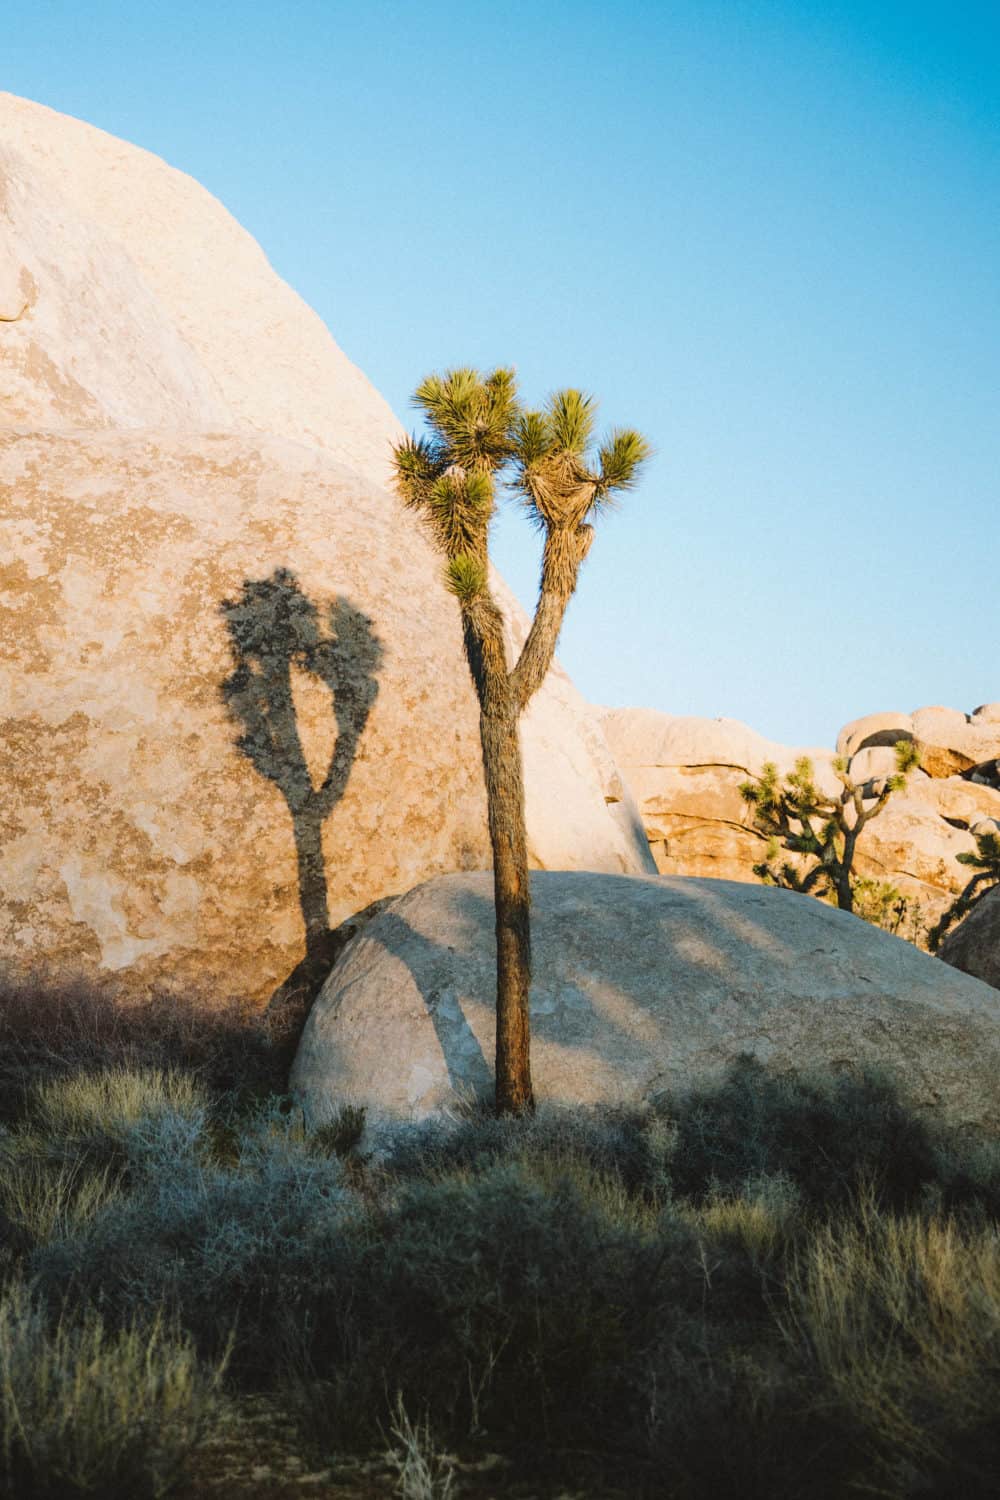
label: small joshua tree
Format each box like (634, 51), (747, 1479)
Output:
(392, 369), (650, 1114)
(928, 827), (1000, 950)
(739, 741), (921, 915)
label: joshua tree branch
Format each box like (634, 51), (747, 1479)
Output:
(509, 524), (593, 714)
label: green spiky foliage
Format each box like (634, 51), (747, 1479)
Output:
(739, 741), (921, 917)
(392, 369), (650, 1115)
(928, 829), (1000, 951)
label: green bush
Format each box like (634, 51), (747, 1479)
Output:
(0, 1284), (223, 1498)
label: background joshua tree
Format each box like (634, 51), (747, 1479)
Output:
(928, 827), (1000, 950)
(739, 741), (921, 915)
(392, 368), (650, 1114)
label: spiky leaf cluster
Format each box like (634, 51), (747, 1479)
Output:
(391, 369), (525, 607)
(509, 389), (652, 532)
(392, 369), (651, 616)
(445, 554), (488, 606)
(413, 366), (519, 474)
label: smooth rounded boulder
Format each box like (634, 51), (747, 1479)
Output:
(292, 871), (1000, 1132)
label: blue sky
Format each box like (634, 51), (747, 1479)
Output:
(6, 1), (998, 745)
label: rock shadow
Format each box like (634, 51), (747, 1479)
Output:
(372, 908), (494, 1099)
(220, 567), (383, 1026)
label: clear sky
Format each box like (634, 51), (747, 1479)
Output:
(5, 1), (998, 746)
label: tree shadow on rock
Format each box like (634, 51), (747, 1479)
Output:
(220, 568), (383, 1038)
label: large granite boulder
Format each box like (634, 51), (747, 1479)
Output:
(0, 95), (652, 1004)
(292, 871), (1000, 1133)
(940, 886), (1000, 992)
(0, 431), (651, 1005)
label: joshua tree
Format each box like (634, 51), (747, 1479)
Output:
(928, 827), (1000, 950)
(739, 741), (921, 914)
(392, 368), (649, 1114)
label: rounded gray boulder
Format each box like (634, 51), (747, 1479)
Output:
(292, 872), (1000, 1133)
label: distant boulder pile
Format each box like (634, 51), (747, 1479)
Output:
(602, 704), (1000, 934)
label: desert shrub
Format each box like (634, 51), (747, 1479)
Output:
(0, 1283), (222, 1498)
(0, 975), (280, 1123)
(384, 1395), (456, 1500)
(300, 1165), (717, 1454)
(307, 1104), (367, 1160)
(663, 1057), (941, 1211)
(0, 1153), (120, 1252)
(383, 1099), (674, 1204)
(787, 1204), (1000, 1497)
(0, 1071), (209, 1254)
(384, 1060), (969, 1218)
(27, 1067), (207, 1141)
(31, 1115), (353, 1379)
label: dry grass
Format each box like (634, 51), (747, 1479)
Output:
(787, 1198), (1000, 1491)
(0, 1285), (225, 1498)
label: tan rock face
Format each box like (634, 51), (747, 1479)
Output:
(293, 871), (1000, 1133)
(836, 712), (914, 761)
(600, 709), (837, 883)
(0, 431), (650, 1004)
(910, 706), (1000, 779)
(0, 150), (229, 430)
(0, 92), (401, 484)
(1, 431), (484, 1001)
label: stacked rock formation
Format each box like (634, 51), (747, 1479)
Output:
(0, 93), (651, 1008)
(602, 703), (1000, 936)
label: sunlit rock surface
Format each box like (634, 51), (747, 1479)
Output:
(0, 95), (652, 1002)
(602, 706), (1000, 931)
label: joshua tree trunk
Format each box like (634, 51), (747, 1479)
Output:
(834, 831), (856, 912)
(463, 604), (534, 1113)
(392, 370), (650, 1116)
(482, 701), (533, 1113)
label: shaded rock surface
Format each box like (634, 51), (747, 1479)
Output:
(940, 886), (1000, 992)
(292, 871), (1000, 1132)
(602, 705), (1000, 933)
